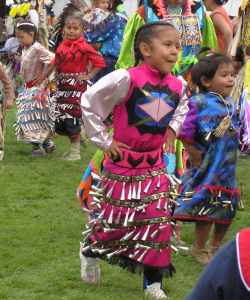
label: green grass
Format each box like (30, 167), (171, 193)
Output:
(1, 107), (250, 300)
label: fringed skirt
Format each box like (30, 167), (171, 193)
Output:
(81, 148), (180, 274)
(15, 84), (55, 143)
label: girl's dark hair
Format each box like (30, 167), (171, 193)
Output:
(214, 0), (228, 5)
(110, 0), (123, 13)
(133, 21), (176, 66)
(16, 21), (37, 44)
(191, 47), (233, 93)
(65, 14), (85, 27)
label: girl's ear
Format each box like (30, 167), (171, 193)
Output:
(200, 76), (211, 88)
(139, 43), (151, 58)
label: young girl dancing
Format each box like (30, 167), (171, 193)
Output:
(80, 21), (188, 299)
(38, 15), (106, 161)
(174, 49), (241, 264)
(14, 21), (55, 156)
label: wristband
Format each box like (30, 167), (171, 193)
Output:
(88, 73), (92, 79)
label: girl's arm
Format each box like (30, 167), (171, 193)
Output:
(211, 13), (232, 54)
(33, 44), (55, 85)
(168, 77), (189, 140)
(81, 69), (130, 156)
(77, 66), (102, 82)
(179, 138), (205, 170)
(33, 61), (55, 85)
(0, 63), (15, 109)
(177, 96), (205, 169)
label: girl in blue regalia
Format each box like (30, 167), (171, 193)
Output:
(174, 48), (242, 265)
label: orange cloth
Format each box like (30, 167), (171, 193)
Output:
(210, 7), (232, 53)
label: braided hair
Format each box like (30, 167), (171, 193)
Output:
(133, 21), (176, 67)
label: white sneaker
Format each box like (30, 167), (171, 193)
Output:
(79, 243), (100, 283)
(145, 282), (167, 299)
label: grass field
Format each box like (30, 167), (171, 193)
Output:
(1, 107), (250, 300)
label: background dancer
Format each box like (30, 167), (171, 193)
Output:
(174, 49), (241, 264)
(38, 15), (106, 161)
(15, 21), (55, 157)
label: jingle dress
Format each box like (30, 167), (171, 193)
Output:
(174, 92), (241, 224)
(53, 36), (105, 136)
(15, 42), (55, 143)
(80, 62), (188, 272)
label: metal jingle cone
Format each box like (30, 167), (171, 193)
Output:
(97, 208), (106, 221)
(129, 249), (140, 259)
(89, 191), (103, 198)
(163, 201), (169, 213)
(171, 199), (181, 207)
(135, 243), (150, 250)
(82, 208), (93, 214)
(171, 175), (182, 185)
(106, 180), (117, 198)
(155, 175), (160, 190)
(133, 229), (142, 241)
(128, 210), (135, 223)
(138, 249), (148, 262)
(123, 208), (130, 227)
(91, 172), (103, 181)
(98, 248), (110, 254)
(137, 181), (142, 199)
(141, 225), (151, 241)
(93, 196), (102, 203)
(102, 219), (110, 228)
(144, 178), (152, 193)
(132, 183), (136, 199)
(156, 198), (162, 210)
(115, 207), (122, 224)
(91, 185), (103, 193)
(120, 181), (126, 201)
(107, 250), (119, 259)
(107, 205), (114, 224)
(81, 245), (90, 253)
(82, 229), (92, 236)
(171, 245), (178, 253)
(115, 248), (127, 255)
(103, 228), (116, 233)
(127, 183), (132, 200)
(122, 228), (136, 241)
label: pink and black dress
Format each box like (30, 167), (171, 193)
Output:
(80, 61), (188, 275)
(53, 36), (106, 137)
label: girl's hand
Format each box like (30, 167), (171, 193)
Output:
(188, 147), (205, 170)
(33, 74), (46, 86)
(106, 140), (130, 161)
(77, 74), (91, 82)
(44, 78), (51, 87)
(5, 99), (13, 109)
(90, 42), (102, 50)
(164, 127), (176, 154)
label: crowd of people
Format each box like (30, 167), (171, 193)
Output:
(1, 0), (250, 299)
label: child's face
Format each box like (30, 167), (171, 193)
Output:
(205, 63), (235, 97)
(96, 0), (109, 10)
(16, 29), (34, 47)
(64, 20), (84, 41)
(202, 0), (214, 11)
(143, 27), (180, 77)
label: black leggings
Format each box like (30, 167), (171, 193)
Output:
(144, 266), (164, 285)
